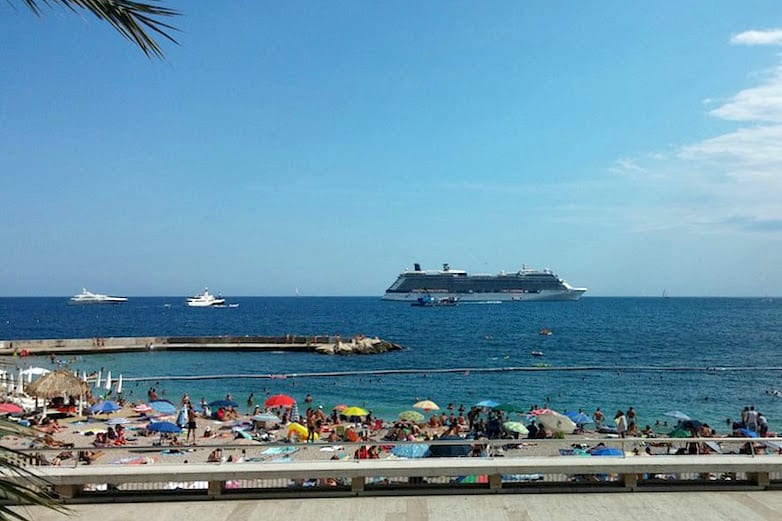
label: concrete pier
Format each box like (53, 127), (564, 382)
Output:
(0, 335), (401, 356)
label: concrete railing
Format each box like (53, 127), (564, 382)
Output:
(6, 437), (782, 502)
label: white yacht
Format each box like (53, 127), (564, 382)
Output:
(69, 288), (127, 305)
(186, 288), (226, 307)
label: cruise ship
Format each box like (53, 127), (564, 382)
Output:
(383, 263), (586, 302)
(69, 288), (128, 304)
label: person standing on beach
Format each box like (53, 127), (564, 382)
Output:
(247, 393), (254, 413)
(593, 408), (604, 430)
(614, 410), (628, 438)
(186, 404), (197, 445)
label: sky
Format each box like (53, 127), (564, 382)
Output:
(2, 1), (782, 297)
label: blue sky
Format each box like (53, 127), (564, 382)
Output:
(2, 1), (782, 297)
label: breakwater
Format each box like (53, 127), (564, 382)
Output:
(0, 335), (402, 356)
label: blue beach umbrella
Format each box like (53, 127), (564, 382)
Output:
(737, 427), (758, 438)
(475, 399), (500, 408)
(146, 421), (181, 434)
(148, 400), (177, 414)
(565, 411), (593, 425)
(91, 400), (121, 415)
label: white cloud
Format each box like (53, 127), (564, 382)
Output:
(609, 32), (782, 235)
(730, 29), (782, 46)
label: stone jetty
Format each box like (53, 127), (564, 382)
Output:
(0, 335), (403, 357)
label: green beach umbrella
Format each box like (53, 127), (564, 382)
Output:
(502, 421), (529, 435)
(398, 410), (425, 422)
(668, 427), (692, 438)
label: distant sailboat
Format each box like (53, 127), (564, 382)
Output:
(662, 289), (669, 299)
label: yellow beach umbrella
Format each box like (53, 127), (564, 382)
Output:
(341, 406), (368, 417)
(413, 400), (439, 412)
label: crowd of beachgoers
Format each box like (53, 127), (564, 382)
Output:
(1, 382), (779, 473)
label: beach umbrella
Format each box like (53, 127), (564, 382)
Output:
(565, 411), (593, 425)
(680, 420), (703, 431)
(146, 421), (181, 434)
(664, 410), (691, 422)
(264, 394), (296, 408)
(528, 408), (552, 416)
(475, 399), (500, 408)
(332, 404), (348, 411)
(398, 410), (425, 422)
(0, 403), (24, 415)
(536, 411), (577, 433)
(116, 374), (123, 395)
(106, 417), (130, 425)
(341, 406), (369, 417)
(91, 400), (121, 415)
(413, 400), (439, 411)
(391, 443), (430, 458)
(502, 421), (529, 435)
(209, 399), (238, 409)
(26, 370), (87, 398)
(134, 404), (153, 414)
(104, 371), (112, 391)
(252, 413), (281, 424)
(290, 403), (300, 422)
(148, 400), (177, 414)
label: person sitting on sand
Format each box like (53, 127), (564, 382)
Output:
(207, 448), (223, 463)
(78, 450), (102, 465)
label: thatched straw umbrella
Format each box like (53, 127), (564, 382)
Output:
(26, 370), (88, 417)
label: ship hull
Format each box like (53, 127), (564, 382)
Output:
(383, 289), (585, 302)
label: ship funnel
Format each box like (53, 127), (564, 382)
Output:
(443, 263), (450, 271)
(414, 263), (421, 272)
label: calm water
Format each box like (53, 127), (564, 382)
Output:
(2, 297), (782, 430)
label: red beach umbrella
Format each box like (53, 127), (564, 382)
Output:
(264, 394), (296, 408)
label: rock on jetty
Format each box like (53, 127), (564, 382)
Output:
(314, 336), (403, 355)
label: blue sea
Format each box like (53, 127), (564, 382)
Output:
(2, 297), (781, 431)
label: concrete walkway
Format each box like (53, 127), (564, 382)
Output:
(15, 491), (782, 521)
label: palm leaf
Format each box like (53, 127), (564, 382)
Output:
(0, 419), (69, 520)
(20, 0), (180, 58)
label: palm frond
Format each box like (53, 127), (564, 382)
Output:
(0, 419), (69, 520)
(20, 0), (180, 58)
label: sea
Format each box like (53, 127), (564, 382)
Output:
(1, 297), (781, 431)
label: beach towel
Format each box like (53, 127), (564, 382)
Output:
(261, 446), (298, 456)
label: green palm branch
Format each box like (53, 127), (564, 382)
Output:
(20, 0), (180, 58)
(0, 419), (69, 520)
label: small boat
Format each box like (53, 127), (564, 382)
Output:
(531, 350), (544, 357)
(186, 288), (226, 307)
(69, 288), (127, 305)
(411, 295), (459, 307)
(538, 328), (553, 336)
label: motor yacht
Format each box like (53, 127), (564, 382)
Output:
(69, 289), (127, 304)
(186, 288), (226, 307)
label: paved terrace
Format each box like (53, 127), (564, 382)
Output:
(15, 491), (782, 521)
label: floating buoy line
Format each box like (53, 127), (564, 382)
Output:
(118, 365), (782, 383)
